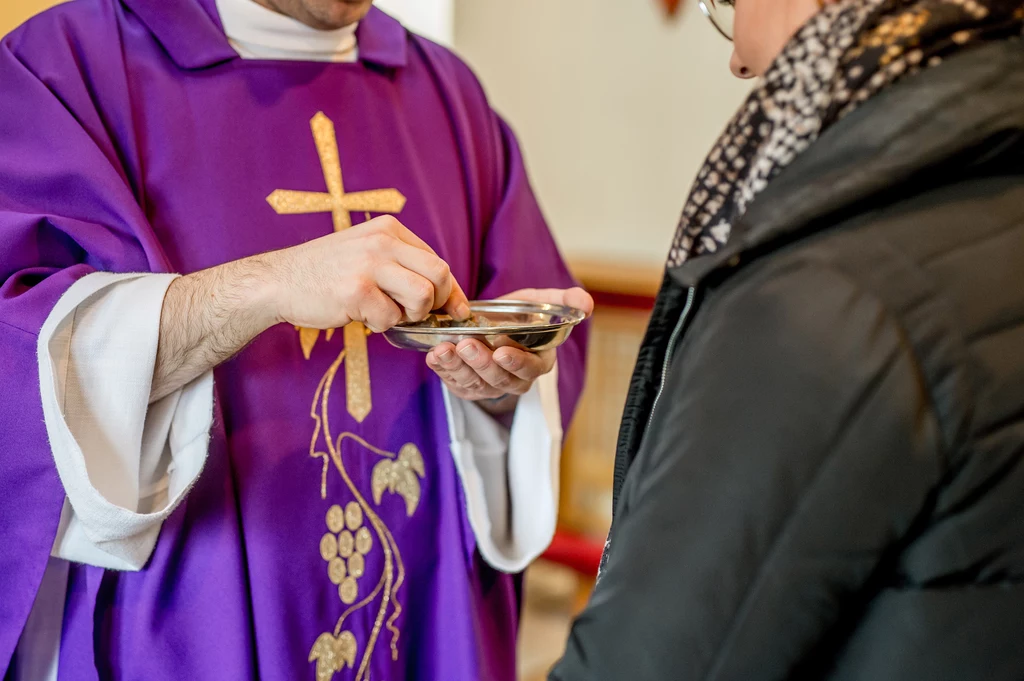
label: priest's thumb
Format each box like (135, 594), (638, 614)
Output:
(442, 279), (472, 321)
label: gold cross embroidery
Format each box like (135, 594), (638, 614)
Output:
(267, 112), (407, 423)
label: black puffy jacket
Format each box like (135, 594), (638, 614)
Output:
(552, 41), (1024, 681)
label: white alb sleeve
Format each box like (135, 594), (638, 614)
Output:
(37, 272), (214, 571)
(443, 364), (562, 573)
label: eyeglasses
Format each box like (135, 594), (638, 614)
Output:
(698, 0), (735, 41)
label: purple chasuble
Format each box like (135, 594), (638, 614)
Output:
(0, 2), (587, 679)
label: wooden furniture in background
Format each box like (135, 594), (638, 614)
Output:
(541, 259), (661, 609)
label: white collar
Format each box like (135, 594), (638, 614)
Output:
(215, 0), (359, 62)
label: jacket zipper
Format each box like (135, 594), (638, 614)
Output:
(646, 286), (696, 432)
(601, 286), (697, 578)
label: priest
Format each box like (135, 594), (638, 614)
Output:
(0, 1), (590, 680)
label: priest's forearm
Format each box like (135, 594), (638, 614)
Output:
(151, 256), (280, 403)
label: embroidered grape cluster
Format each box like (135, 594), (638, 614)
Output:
(320, 502), (374, 605)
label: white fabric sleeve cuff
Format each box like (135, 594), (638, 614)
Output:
(37, 272), (214, 571)
(443, 363), (562, 573)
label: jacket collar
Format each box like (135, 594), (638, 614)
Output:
(669, 40), (1024, 288)
(119, 0), (409, 70)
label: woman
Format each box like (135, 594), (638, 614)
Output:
(551, 0), (1024, 678)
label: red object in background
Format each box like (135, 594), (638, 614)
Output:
(542, 530), (604, 577)
(661, 0), (683, 17)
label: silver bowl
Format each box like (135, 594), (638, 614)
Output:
(382, 300), (586, 353)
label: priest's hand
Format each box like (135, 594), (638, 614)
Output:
(425, 287), (593, 415)
(269, 215), (471, 332)
(152, 216), (469, 402)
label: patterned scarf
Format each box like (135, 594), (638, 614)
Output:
(668, 0), (1024, 268)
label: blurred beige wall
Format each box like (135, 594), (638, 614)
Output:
(1, 0), (64, 36)
(454, 0), (751, 266)
(377, 0), (453, 46)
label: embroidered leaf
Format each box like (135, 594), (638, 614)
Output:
(309, 631), (357, 681)
(371, 445), (426, 516)
(338, 631), (357, 665)
(398, 443), (426, 477)
(395, 469), (421, 517)
(371, 459), (396, 506)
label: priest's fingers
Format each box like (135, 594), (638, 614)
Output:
(375, 215), (439, 255)
(427, 343), (504, 399)
(433, 343), (502, 396)
(426, 343), (459, 373)
(454, 339), (533, 396)
(356, 287), (405, 333)
(370, 217), (471, 320)
(389, 240), (455, 312)
(491, 347), (556, 382)
(375, 264), (437, 323)
(501, 287), (595, 318)
(359, 215), (438, 260)
(442, 279), (471, 321)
